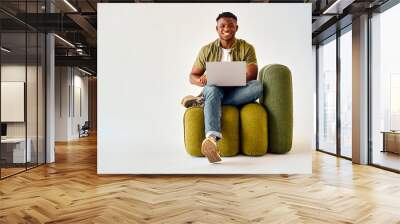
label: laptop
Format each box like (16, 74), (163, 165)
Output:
(206, 61), (246, 86)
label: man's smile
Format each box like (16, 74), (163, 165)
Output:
(222, 32), (233, 37)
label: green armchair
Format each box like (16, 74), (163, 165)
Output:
(183, 64), (293, 156)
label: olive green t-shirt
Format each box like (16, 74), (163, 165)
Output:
(193, 38), (257, 70)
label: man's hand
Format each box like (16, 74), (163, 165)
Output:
(246, 64), (258, 81)
(199, 75), (207, 86)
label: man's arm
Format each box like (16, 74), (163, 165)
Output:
(189, 66), (206, 87)
(244, 43), (258, 81)
(246, 64), (258, 81)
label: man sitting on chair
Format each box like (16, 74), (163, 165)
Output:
(182, 12), (263, 163)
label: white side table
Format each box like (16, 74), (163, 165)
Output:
(1, 138), (32, 163)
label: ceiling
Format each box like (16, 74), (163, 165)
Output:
(0, 0), (393, 75)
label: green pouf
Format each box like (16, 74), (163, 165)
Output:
(183, 106), (239, 157)
(183, 107), (205, 157)
(240, 103), (268, 156)
(218, 106), (240, 157)
(259, 64), (293, 154)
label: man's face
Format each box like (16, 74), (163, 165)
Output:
(216, 17), (238, 41)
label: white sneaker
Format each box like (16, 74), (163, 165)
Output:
(181, 95), (205, 108)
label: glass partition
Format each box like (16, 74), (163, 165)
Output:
(28, 0), (40, 170)
(0, 31), (28, 177)
(0, 1), (46, 179)
(27, 31), (38, 169)
(38, 32), (45, 165)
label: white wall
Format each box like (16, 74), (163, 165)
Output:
(1, 66), (26, 125)
(1, 82), (24, 122)
(55, 67), (89, 141)
(55, 67), (69, 141)
(98, 3), (313, 174)
(72, 73), (89, 138)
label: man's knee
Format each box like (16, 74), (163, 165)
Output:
(203, 85), (223, 98)
(248, 80), (263, 97)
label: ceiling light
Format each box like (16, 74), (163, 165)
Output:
(1, 47), (11, 53)
(54, 34), (75, 48)
(76, 48), (85, 55)
(63, 0), (78, 12)
(78, 67), (93, 76)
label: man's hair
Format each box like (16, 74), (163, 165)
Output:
(216, 12), (237, 22)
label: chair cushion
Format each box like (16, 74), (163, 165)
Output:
(218, 106), (240, 157)
(240, 103), (268, 156)
(183, 107), (205, 157)
(183, 106), (239, 157)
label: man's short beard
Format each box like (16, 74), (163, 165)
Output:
(220, 34), (234, 41)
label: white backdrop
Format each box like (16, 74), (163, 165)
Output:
(98, 3), (313, 174)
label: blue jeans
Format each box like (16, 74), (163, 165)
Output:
(203, 80), (263, 139)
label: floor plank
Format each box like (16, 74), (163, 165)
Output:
(1, 135), (400, 223)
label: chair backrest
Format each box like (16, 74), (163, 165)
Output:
(82, 121), (90, 129)
(258, 64), (293, 154)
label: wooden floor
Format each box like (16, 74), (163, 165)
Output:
(1, 135), (400, 223)
(1, 167), (26, 178)
(373, 151), (400, 171)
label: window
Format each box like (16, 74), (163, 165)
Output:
(371, 2), (400, 171)
(340, 28), (352, 158)
(390, 74), (400, 130)
(317, 36), (337, 154)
